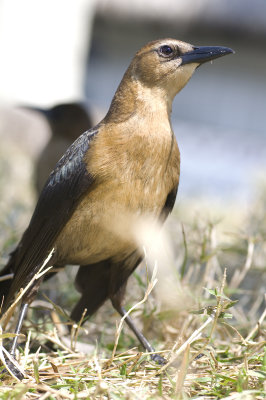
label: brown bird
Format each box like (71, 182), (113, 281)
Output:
(0, 38), (233, 377)
(32, 102), (93, 193)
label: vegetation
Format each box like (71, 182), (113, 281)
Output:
(0, 153), (265, 398)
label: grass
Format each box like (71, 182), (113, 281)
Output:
(0, 153), (265, 398)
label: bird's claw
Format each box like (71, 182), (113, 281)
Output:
(1, 358), (25, 380)
(150, 353), (167, 365)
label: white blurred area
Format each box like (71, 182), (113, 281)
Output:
(0, 0), (96, 234)
(135, 218), (191, 311)
(0, 0), (96, 106)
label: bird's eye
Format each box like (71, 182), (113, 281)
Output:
(159, 45), (174, 56)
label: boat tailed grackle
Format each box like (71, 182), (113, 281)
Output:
(0, 38), (234, 378)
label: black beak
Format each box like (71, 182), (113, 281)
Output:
(20, 105), (49, 116)
(181, 46), (234, 66)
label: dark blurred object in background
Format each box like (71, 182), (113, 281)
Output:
(31, 103), (93, 192)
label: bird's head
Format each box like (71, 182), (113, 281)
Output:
(105, 38), (234, 122)
(130, 38), (234, 101)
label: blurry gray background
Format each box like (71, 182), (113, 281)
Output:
(87, 1), (266, 205)
(0, 0), (266, 210)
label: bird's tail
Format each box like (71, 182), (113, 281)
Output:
(0, 250), (17, 314)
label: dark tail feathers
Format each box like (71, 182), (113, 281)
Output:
(0, 251), (17, 313)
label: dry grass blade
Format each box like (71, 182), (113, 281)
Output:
(0, 325), (26, 380)
(155, 313), (214, 376)
(1, 184), (266, 398)
(230, 238), (254, 288)
(41, 328), (76, 354)
(175, 343), (190, 395)
(156, 269), (228, 376)
(245, 296), (266, 342)
(0, 248), (54, 379)
(208, 268), (227, 339)
(71, 307), (87, 351)
(0, 248), (55, 328)
(0, 273), (14, 282)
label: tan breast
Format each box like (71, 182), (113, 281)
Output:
(55, 113), (180, 266)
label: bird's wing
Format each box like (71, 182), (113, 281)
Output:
(160, 186), (178, 222)
(5, 126), (98, 305)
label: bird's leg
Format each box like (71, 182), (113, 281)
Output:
(2, 302), (29, 380)
(2, 279), (43, 379)
(111, 291), (166, 365)
(9, 303), (28, 358)
(8, 278), (42, 357)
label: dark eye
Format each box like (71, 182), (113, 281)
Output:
(159, 45), (173, 56)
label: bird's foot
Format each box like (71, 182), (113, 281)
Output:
(150, 353), (167, 365)
(1, 355), (25, 380)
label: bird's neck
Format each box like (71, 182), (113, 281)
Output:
(103, 72), (172, 125)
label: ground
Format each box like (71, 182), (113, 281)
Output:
(0, 145), (265, 399)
